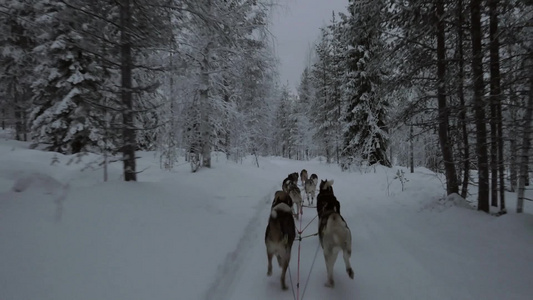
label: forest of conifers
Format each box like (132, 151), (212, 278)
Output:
(0, 0), (531, 212)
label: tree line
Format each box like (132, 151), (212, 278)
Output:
(284, 0), (531, 214)
(1, 0), (532, 213)
(0, 0), (280, 179)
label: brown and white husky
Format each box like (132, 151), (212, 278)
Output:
(265, 201), (296, 290)
(304, 177), (318, 206)
(300, 169), (308, 186)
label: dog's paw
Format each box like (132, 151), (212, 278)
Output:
(347, 268), (354, 279)
(267, 270), (272, 276)
(325, 279), (335, 288)
(281, 284), (288, 291)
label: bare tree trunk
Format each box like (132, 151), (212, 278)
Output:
(517, 73), (533, 213)
(489, 0), (505, 212)
(436, 0), (459, 195)
(200, 51), (211, 168)
(471, 0), (490, 212)
(22, 108), (27, 141)
(13, 86), (22, 141)
(509, 81), (518, 191)
(410, 124), (414, 173)
(322, 60), (331, 164)
(489, 0), (499, 207)
(497, 101), (505, 211)
(457, 0), (469, 199)
(120, 0), (137, 181)
(490, 103), (498, 208)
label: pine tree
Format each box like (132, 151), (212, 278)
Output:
(310, 27), (336, 163)
(29, 0), (105, 154)
(0, 0), (37, 141)
(297, 67), (314, 159)
(339, 0), (391, 168)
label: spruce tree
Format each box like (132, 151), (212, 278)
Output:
(339, 0), (391, 168)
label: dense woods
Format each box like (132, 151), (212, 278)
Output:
(1, 0), (531, 213)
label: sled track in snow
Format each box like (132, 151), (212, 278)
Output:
(204, 189), (274, 300)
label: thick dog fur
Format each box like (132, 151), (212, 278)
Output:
(300, 169), (308, 186)
(265, 202), (296, 290)
(316, 180), (340, 218)
(272, 190), (293, 209)
(288, 184), (303, 219)
(304, 177), (318, 205)
(282, 172), (299, 193)
(318, 209), (354, 288)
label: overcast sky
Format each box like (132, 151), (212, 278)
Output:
(270, 0), (348, 92)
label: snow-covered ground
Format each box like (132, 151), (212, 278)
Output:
(1, 137), (532, 300)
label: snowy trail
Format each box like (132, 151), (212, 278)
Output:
(2, 145), (531, 300)
(204, 190), (275, 300)
(351, 200), (455, 300)
(220, 166), (475, 300)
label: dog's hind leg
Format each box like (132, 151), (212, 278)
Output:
(267, 251), (273, 276)
(280, 253), (290, 290)
(324, 249), (339, 288)
(343, 247), (354, 279)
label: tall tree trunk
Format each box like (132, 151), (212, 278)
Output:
(489, 0), (499, 207)
(436, 0), (459, 195)
(200, 46), (212, 168)
(13, 85), (22, 141)
(489, 0), (505, 212)
(517, 73), (533, 213)
(509, 52), (518, 191)
(120, 0), (137, 181)
(457, 0), (469, 199)
(322, 61), (330, 164)
(410, 124), (414, 173)
(470, 0), (489, 212)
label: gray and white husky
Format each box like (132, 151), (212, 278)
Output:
(300, 169), (308, 186)
(288, 184), (303, 220)
(304, 177), (318, 205)
(317, 180), (354, 288)
(265, 201), (296, 290)
(282, 172), (299, 193)
(271, 190), (293, 209)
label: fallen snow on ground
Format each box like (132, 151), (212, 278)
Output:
(1, 138), (532, 300)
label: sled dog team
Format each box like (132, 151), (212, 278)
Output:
(265, 169), (354, 290)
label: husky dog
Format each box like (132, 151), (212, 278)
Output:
(318, 201), (354, 288)
(310, 173), (318, 181)
(265, 202), (296, 290)
(272, 190), (293, 209)
(300, 169), (308, 186)
(304, 177), (318, 205)
(282, 172), (299, 193)
(287, 184), (303, 219)
(290, 172), (299, 183)
(316, 179), (340, 218)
